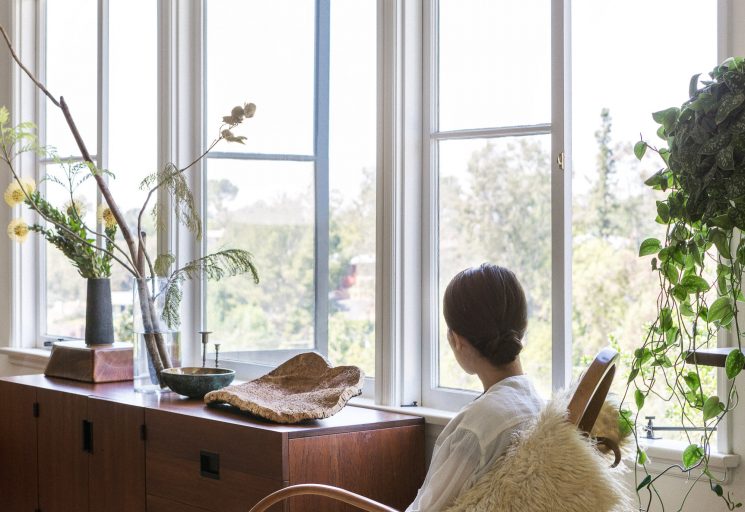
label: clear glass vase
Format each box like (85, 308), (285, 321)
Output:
(132, 277), (181, 393)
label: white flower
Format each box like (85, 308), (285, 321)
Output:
(64, 197), (87, 219)
(7, 218), (29, 243)
(3, 179), (36, 207)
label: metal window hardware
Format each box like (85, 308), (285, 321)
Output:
(556, 151), (565, 171)
(644, 416), (716, 440)
(401, 401), (418, 408)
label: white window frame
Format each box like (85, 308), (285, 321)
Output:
(199, 0), (334, 378)
(415, 0), (570, 411)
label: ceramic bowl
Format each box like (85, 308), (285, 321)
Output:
(161, 367), (236, 398)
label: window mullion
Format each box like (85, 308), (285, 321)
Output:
(313, 0), (330, 357)
(165, 0), (203, 366)
(716, 0), (733, 455)
(550, 0), (572, 391)
(377, 0), (423, 407)
(96, 0), (109, 244)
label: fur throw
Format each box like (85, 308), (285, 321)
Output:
(444, 396), (632, 512)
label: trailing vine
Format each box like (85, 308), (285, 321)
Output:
(627, 57), (745, 510)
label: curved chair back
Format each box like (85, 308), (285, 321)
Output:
(567, 347), (619, 433)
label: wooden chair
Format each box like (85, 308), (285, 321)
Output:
(248, 348), (620, 512)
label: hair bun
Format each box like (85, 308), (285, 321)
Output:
(487, 332), (523, 365)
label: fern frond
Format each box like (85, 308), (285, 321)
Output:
(161, 283), (183, 330)
(140, 162), (202, 240)
(160, 249), (259, 329)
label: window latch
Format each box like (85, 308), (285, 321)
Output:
(556, 151), (566, 171)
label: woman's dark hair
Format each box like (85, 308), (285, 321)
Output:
(443, 263), (527, 366)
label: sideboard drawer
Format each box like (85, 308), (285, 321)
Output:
(145, 409), (286, 511)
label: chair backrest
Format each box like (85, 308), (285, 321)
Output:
(567, 347), (619, 433)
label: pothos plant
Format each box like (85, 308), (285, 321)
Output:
(628, 56), (745, 511)
(0, 24), (259, 386)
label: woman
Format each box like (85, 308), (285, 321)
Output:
(407, 264), (543, 511)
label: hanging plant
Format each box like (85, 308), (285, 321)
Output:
(628, 57), (745, 510)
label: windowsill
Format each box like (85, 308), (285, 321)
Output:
(349, 397), (456, 426)
(633, 438), (740, 482)
(0, 347), (51, 371)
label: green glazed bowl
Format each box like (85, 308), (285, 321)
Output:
(161, 367), (235, 398)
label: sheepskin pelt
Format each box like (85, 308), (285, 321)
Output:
(443, 397), (632, 512)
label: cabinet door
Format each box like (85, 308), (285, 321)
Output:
(88, 397), (146, 512)
(288, 425), (425, 512)
(0, 381), (38, 512)
(37, 388), (89, 512)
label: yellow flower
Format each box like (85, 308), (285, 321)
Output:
(65, 198), (87, 218)
(3, 179), (35, 207)
(97, 204), (117, 228)
(7, 218), (29, 243)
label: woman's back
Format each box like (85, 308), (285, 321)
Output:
(407, 375), (543, 511)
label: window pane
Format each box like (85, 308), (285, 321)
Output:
(438, 136), (552, 396)
(206, 0), (315, 155)
(438, 0), (550, 131)
(44, 162), (97, 338)
(571, 0), (717, 442)
(206, 159), (315, 362)
(108, 0), (158, 341)
(328, 0), (376, 376)
(46, 0), (97, 157)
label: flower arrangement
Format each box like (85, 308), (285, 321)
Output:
(0, 24), (259, 385)
(2, 156), (119, 278)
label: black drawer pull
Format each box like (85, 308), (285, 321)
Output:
(82, 420), (93, 453)
(200, 450), (220, 480)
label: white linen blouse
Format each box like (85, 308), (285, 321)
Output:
(406, 375), (544, 512)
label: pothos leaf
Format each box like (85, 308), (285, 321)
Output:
(682, 444), (704, 469)
(703, 396), (723, 421)
(710, 229), (732, 259)
(635, 389), (645, 410)
(634, 140), (648, 160)
(627, 368), (639, 384)
(637, 449), (648, 465)
(637, 474), (652, 491)
(639, 238), (662, 257)
(679, 275), (710, 293)
(618, 409), (633, 438)
(684, 371), (701, 392)
(690, 73), (702, 97)
(707, 296), (733, 323)
(725, 348), (745, 379)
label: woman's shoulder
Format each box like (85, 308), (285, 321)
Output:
(457, 375), (543, 434)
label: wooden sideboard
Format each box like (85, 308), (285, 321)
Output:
(0, 374), (425, 512)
